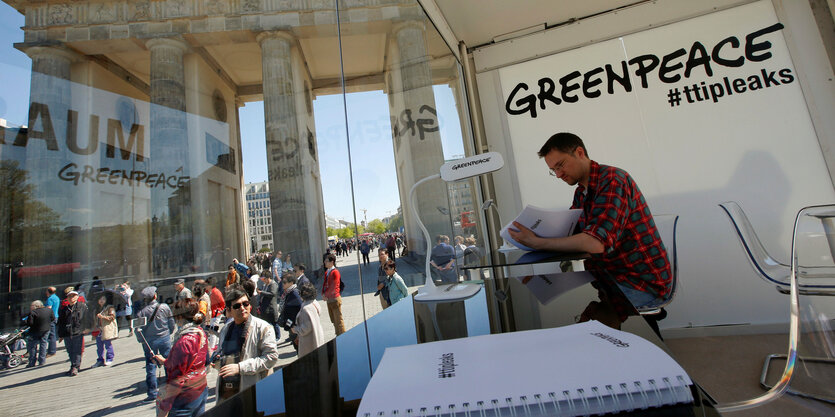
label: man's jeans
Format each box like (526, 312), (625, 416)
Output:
(142, 337), (171, 398)
(26, 331), (49, 366)
(47, 322), (57, 355)
(64, 335), (84, 369)
(617, 283), (664, 310)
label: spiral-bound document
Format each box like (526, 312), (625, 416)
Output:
(357, 321), (693, 417)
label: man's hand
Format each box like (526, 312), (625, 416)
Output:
(219, 363), (241, 378)
(58, 338), (63, 343)
(507, 221), (542, 250)
(508, 221), (606, 254)
(152, 354), (166, 365)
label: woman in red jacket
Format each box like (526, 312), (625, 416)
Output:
(153, 299), (209, 417)
(320, 253), (345, 335)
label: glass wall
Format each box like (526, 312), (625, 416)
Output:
(0, 0), (488, 413)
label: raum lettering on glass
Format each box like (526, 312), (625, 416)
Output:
(5, 102), (191, 189)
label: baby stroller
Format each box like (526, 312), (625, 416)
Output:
(0, 326), (29, 369)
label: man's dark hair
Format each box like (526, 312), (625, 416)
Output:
(325, 253), (336, 264)
(537, 132), (589, 158)
(261, 270), (272, 280)
(299, 282), (317, 301)
(295, 263), (306, 272)
(225, 286), (249, 306)
(283, 275), (297, 285)
(206, 276), (216, 288)
(241, 279), (256, 296)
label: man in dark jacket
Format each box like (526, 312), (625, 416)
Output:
(278, 275), (302, 350)
(57, 288), (88, 376)
(25, 300), (54, 367)
(258, 271), (280, 339)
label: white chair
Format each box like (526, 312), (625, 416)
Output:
(716, 203), (835, 411)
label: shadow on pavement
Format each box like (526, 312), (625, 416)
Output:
(110, 356), (144, 368)
(113, 381), (147, 400)
(81, 398), (152, 417)
(0, 370), (64, 391)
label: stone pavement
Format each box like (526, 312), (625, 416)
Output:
(0, 248), (424, 416)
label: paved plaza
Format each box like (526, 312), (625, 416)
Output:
(0, 249), (424, 416)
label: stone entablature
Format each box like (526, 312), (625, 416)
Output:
(10, 0), (421, 33)
(13, 0), (425, 54)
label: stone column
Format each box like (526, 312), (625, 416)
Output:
(388, 20), (452, 257)
(16, 46), (79, 266)
(146, 37), (192, 277)
(257, 31), (319, 269)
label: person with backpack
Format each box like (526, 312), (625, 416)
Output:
(135, 286), (176, 403)
(320, 253), (345, 335)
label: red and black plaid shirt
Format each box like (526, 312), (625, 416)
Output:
(571, 161), (671, 299)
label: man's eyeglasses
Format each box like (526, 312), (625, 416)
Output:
(548, 159), (567, 176)
(232, 301), (250, 310)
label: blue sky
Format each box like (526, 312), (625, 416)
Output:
(1, 3), (466, 222)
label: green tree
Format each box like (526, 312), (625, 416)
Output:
(387, 212), (404, 233)
(0, 160), (64, 264)
(326, 227), (338, 238)
(336, 225), (355, 239)
(367, 219), (386, 234)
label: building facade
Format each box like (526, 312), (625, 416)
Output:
(245, 181), (272, 251)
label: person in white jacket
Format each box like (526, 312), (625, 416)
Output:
(215, 287), (279, 402)
(291, 282), (325, 357)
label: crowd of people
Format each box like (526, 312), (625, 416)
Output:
(19, 247), (334, 416)
(16, 232), (464, 415)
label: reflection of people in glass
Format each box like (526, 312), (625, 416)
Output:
(430, 235), (457, 284)
(577, 276), (636, 330)
(216, 287), (279, 401)
(291, 282), (325, 357)
(57, 288), (87, 376)
(92, 294), (117, 367)
(374, 249), (390, 309)
(225, 264), (239, 288)
(383, 260), (408, 306)
(154, 299), (209, 417)
(508, 133), (672, 310)
(463, 237), (484, 280)
(320, 254), (345, 335)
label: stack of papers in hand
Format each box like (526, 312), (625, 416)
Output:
(500, 205), (582, 251)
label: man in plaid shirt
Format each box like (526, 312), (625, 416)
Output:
(509, 132), (672, 316)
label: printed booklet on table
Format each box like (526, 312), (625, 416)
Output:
(500, 205), (582, 251)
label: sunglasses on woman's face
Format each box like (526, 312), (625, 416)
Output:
(232, 301), (250, 310)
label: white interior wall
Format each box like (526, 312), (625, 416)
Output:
(474, 0), (835, 334)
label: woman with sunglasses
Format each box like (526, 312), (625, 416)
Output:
(214, 286), (279, 402)
(383, 260), (409, 306)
